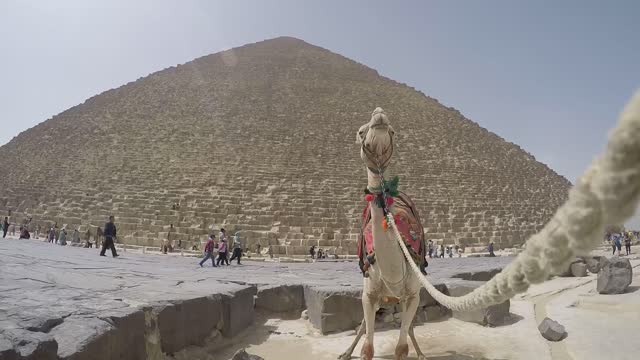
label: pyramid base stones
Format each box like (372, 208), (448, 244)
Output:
(303, 286), (363, 334)
(597, 257), (633, 294)
(255, 284), (305, 313)
(570, 262), (588, 277)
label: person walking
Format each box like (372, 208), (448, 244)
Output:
(58, 228), (67, 246)
(428, 240), (434, 258)
(624, 234), (632, 255)
(229, 232), (243, 265)
(199, 235), (217, 267)
(439, 244), (445, 258)
(216, 238), (229, 266)
(48, 227), (55, 243)
(2, 217), (8, 238)
(72, 228), (80, 244)
(613, 233), (622, 256)
(100, 216), (119, 257)
(488, 241), (496, 257)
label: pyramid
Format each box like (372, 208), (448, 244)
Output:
(0, 36), (570, 255)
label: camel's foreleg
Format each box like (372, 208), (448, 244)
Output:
(408, 325), (427, 360)
(337, 319), (365, 360)
(361, 293), (377, 360)
(395, 295), (419, 360)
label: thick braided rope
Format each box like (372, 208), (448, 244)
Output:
(390, 90), (640, 311)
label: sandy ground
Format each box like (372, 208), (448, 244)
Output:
(183, 251), (640, 360)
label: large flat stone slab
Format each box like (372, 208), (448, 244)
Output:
(304, 286), (363, 334)
(0, 239), (514, 357)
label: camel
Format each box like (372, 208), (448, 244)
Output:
(340, 91), (640, 360)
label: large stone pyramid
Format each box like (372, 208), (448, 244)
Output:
(0, 36), (570, 255)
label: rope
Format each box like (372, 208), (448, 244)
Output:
(389, 90), (640, 311)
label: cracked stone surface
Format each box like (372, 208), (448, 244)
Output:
(0, 239), (513, 358)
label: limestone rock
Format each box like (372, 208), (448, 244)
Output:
(255, 284), (304, 313)
(303, 286), (362, 334)
(584, 256), (602, 273)
(0, 329), (58, 360)
(538, 317), (567, 341)
(220, 286), (257, 337)
(232, 349), (265, 360)
(570, 262), (588, 277)
(300, 310), (309, 320)
(597, 257), (633, 294)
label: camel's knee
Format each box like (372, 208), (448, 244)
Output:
(361, 339), (374, 360)
(394, 343), (409, 360)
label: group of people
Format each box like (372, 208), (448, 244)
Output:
(199, 228), (243, 267)
(608, 231), (635, 256)
(309, 245), (329, 259)
(427, 240), (463, 258)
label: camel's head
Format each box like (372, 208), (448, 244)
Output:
(356, 107), (395, 172)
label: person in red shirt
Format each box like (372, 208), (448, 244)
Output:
(199, 234), (217, 267)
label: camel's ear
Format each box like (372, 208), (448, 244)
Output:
(356, 123), (368, 144)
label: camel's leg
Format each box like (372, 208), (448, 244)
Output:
(395, 295), (418, 360)
(361, 293), (377, 360)
(337, 319), (365, 360)
(408, 325), (427, 360)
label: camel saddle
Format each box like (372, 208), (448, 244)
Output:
(357, 191), (428, 276)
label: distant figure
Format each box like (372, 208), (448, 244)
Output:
(100, 216), (118, 257)
(229, 232), (243, 265)
(10, 223), (16, 237)
(309, 245), (316, 259)
(2, 217), (8, 238)
(488, 242), (496, 257)
(48, 227), (55, 243)
(199, 235), (217, 267)
(72, 229), (80, 244)
(164, 224), (174, 254)
(613, 233), (622, 256)
(19, 227), (30, 239)
(97, 227), (104, 247)
(35, 224), (41, 239)
(84, 229), (93, 248)
(625, 234), (632, 255)
(216, 238), (229, 266)
(428, 240), (434, 258)
(317, 248), (324, 259)
(58, 228), (67, 246)
(439, 244), (445, 258)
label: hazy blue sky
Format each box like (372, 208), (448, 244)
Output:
(1, 0), (639, 227)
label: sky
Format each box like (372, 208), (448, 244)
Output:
(1, 0), (639, 227)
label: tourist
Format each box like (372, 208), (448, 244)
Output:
(100, 216), (119, 257)
(35, 224), (41, 239)
(488, 241), (496, 257)
(164, 224), (174, 254)
(48, 227), (55, 243)
(229, 232), (243, 265)
(2, 217), (8, 238)
(439, 244), (445, 258)
(199, 234), (217, 267)
(216, 237), (229, 266)
(72, 228), (80, 244)
(84, 228), (93, 248)
(19, 227), (30, 239)
(10, 223), (16, 237)
(59, 228), (67, 246)
(612, 233), (622, 256)
(309, 245), (316, 259)
(428, 240), (434, 258)
(97, 227), (104, 247)
(624, 233), (632, 255)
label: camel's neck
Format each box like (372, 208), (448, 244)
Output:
(367, 169), (405, 284)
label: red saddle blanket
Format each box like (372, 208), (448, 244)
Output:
(357, 192), (427, 275)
